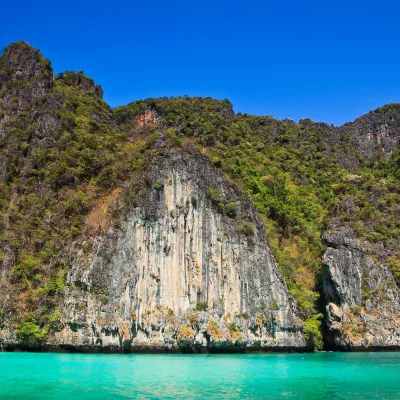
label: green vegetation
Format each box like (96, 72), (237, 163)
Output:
(195, 301), (208, 312)
(237, 221), (256, 237)
(224, 202), (238, 218)
(271, 301), (280, 310)
(16, 321), (47, 344)
(303, 313), (323, 351)
(44, 277), (65, 295)
(207, 188), (239, 218)
(207, 187), (223, 205)
(15, 312), (48, 345)
(234, 312), (250, 319)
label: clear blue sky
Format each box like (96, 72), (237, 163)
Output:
(1, 0), (399, 125)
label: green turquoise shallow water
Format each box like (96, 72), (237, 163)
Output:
(0, 352), (399, 399)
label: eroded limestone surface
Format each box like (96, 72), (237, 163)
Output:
(323, 228), (400, 350)
(55, 153), (305, 351)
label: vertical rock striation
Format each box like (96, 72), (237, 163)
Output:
(323, 228), (400, 350)
(55, 152), (306, 351)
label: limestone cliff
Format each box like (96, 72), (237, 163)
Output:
(345, 105), (400, 160)
(52, 151), (305, 351)
(323, 228), (400, 349)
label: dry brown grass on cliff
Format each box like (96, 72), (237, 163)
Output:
(177, 325), (195, 340)
(228, 322), (243, 341)
(119, 322), (132, 341)
(86, 188), (121, 234)
(185, 313), (199, 328)
(208, 320), (226, 341)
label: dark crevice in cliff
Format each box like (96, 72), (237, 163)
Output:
(315, 274), (333, 351)
(319, 285), (338, 351)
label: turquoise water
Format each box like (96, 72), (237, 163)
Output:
(0, 352), (399, 399)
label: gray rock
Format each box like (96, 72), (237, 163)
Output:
(323, 228), (400, 350)
(53, 151), (306, 352)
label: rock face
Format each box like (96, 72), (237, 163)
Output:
(323, 228), (400, 350)
(52, 152), (305, 352)
(0, 41), (53, 109)
(344, 104), (400, 160)
(55, 71), (104, 99)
